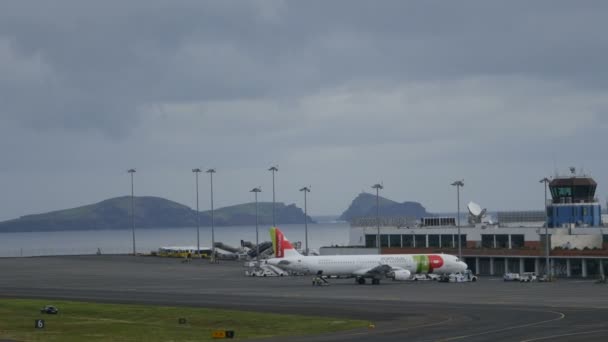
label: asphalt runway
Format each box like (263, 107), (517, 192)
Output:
(2, 255), (608, 341)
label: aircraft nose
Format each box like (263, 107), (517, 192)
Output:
(459, 261), (468, 270)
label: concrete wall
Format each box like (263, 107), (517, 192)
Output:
(349, 227), (367, 246)
(551, 228), (602, 250)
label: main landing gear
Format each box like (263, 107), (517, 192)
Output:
(356, 277), (381, 285)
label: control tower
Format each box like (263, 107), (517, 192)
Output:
(547, 168), (602, 228)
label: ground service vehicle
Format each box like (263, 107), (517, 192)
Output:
(411, 274), (432, 281)
(445, 270), (478, 282)
(461, 270), (478, 282)
(504, 273), (520, 281)
(519, 272), (538, 282)
(427, 273), (441, 281)
(40, 305), (58, 314)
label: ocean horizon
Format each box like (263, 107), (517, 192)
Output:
(0, 222), (351, 257)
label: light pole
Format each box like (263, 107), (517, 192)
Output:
(192, 168), (202, 257)
(540, 177), (551, 278)
(268, 166), (278, 227)
(250, 187), (262, 264)
(300, 186), (311, 255)
(372, 183), (383, 255)
(127, 169), (136, 255)
(207, 168), (216, 263)
(451, 180), (464, 260)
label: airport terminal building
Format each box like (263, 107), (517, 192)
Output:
(331, 172), (608, 278)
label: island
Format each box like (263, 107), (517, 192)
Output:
(0, 196), (314, 232)
(339, 192), (429, 222)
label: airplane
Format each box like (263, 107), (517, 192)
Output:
(266, 227), (468, 285)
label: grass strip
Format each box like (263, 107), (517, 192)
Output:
(0, 298), (367, 341)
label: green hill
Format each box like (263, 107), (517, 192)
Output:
(0, 196), (314, 232)
(340, 192), (429, 222)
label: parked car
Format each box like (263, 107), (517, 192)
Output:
(40, 305), (58, 314)
(519, 272), (538, 282)
(503, 273), (520, 281)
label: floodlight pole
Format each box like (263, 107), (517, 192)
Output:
(192, 168), (201, 257)
(128, 169), (136, 256)
(300, 186), (311, 255)
(207, 169), (216, 263)
(540, 177), (551, 278)
(268, 166), (278, 227)
(372, 183), (383, 255)
(451, 180), (464, 260)
(250, 187), (262, 264)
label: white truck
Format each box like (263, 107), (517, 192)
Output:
(519, 272), (538, 282)
(449, 270), (478, 282)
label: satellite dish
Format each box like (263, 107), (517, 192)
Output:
(467, 202), (483, 217)
(467, 201), (488, 225)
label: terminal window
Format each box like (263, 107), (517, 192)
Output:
(402, 234), (414, 247)
(459, 235), (467, 248)
(496, 234), (509, 248)
(365, 235), (376, 248)
(380, 234), (389, 248)
(389, 234), (401, 248)
(482, 235), (494, 248)
(415, 235), (427, 248)
(428, 235), (440, 248)
(511, 235), (524, 248)
(441, 234), (454, 248)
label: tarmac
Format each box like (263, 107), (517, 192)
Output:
(2, 255), (608, 341)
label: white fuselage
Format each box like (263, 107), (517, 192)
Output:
(267, 254), (467, 277)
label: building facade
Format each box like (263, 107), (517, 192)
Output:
(334, 172), (606, 278)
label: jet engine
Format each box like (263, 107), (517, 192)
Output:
(391, 269), (411, 281)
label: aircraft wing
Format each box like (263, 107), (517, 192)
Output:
(353, 264), (402, 278)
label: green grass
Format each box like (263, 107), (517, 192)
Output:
(0, 299), (367, 341)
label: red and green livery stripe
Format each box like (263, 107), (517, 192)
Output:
(413, 255), (444, 273)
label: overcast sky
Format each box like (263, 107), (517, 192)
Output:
(1, 1), (607, 221)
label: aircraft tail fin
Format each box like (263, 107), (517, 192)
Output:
(270, 227), (302, 258)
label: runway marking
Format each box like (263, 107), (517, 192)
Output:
(329, 315), (455, 340)
(434, 310), (566, 341)
(519, 329), (608, 341)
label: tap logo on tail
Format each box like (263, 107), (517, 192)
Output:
(270, 227), (298, 258)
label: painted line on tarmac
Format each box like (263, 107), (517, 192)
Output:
(434, 310), (566, 342)
(387, 315), (454, 332)
(519, 329), (608, 341)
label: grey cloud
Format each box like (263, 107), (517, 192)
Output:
(1, 1), (608, 220)
(2, 1), (608, 137)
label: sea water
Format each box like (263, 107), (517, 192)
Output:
(0, 223), (350, 257)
